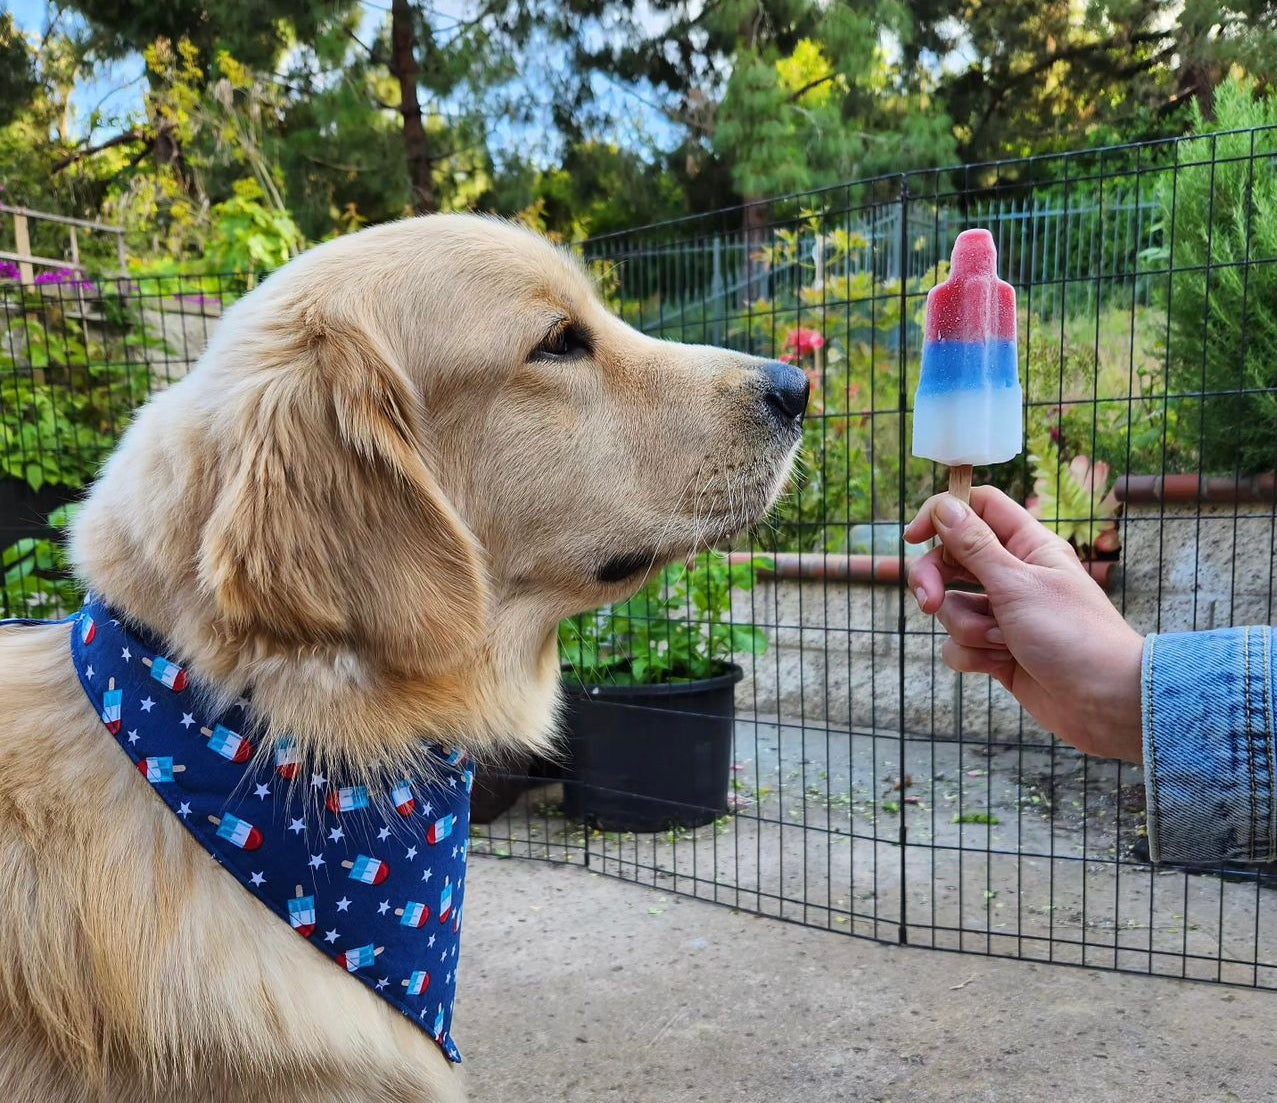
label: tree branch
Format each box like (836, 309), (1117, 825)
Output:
(124, 136), (157, 170)
(304, 153), (367, 173)
(997, 28), (1173, 89)
(786, 72), (839, 103)
(51, 129), (146, 172)
(344, 26), (381, 64)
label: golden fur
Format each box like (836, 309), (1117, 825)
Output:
(0, 214), (801, 1101)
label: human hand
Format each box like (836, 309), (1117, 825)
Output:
(904, 487), (1145, 763)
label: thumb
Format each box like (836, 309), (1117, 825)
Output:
(931, 494), (1028, 595)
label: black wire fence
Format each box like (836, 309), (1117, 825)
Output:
(4, 125), (1277, 988)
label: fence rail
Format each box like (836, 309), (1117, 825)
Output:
(0, 202), (127, 284)
(4, 123), (1277, 990)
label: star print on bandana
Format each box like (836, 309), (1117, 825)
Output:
(57, 595), (473, 1064)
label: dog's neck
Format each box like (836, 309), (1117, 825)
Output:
(69, 397), (562, 778)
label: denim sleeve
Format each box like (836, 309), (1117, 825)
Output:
(1143, 628), (1277, 865)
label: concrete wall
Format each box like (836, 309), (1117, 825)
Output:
(141, 298), (221, 387)
(733, 500), (1277, 740)
(730, 575), (1044, 741)
(1118, 502), (1277, 633)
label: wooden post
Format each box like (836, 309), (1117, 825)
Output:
(115, 231), (127, 274)
(13, 213), (34, 285)
(69, 226), (79, 268)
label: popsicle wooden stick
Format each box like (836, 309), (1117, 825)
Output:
(941, 464), (973, 566)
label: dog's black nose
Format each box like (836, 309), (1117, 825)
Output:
(760, 360), (810, 423)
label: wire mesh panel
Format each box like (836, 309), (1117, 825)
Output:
(5, 126), (1277, 987)
(0, 272), (246, 618)
(486, 123), (1277, 987)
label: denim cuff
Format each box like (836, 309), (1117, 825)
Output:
(1142, 628), (1277, 865)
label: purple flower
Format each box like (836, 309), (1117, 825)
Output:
(175, 292), (222, 308)
(0, 261), (19, 281)
(29, 269), (97, 293)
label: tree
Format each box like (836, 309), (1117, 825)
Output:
(0, 11), (38, 129)
(917, 0), (1277, 162)
(390, 0), (435, 213)
(560, 0), (957, 213)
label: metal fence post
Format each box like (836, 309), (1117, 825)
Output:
(896, 174), (911, 947)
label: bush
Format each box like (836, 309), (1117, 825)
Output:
(2, 504), (83, 615)
(1156, 78), (1277, 475)
(0, 281), (161, 491)
(559, 552), (771, 685)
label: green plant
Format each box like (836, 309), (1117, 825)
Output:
(204, 178), (305, 273)
(558, 552), (772, 685)
(720, 220), (946, 552)
(1153, 77), (1277, 475)
(0, 288), (161, 491)
(2, 503), (83, 616)
(1026, 431), (1120, 557)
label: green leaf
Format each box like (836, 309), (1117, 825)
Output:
(1, 539), (37, 568)
(4, 557), (36, 584)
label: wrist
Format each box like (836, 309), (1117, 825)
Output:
(1085, 628), (1146, 763)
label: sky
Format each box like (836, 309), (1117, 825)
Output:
(9, 0), (146, 138)
(5, 0), (682, 164)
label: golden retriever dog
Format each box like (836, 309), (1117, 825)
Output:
(0, 214), (806, 1102)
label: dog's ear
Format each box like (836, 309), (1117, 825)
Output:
(199, 316), (488, 674)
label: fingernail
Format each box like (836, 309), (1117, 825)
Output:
(915, 587), (928, 612)
(985, 627), (1005, 645)
(935, 496), (966, 526)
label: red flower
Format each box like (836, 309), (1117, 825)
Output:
(783, 327), (825, 358)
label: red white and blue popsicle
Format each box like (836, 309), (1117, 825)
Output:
(326, 785), (370, 814)
(336, 943), (383, 971)
(200, 724), (253, 764)
(912, 229), (1023, 500)
(402, 970), (431, 996)
(143, 654), (188, 692)
(274, 738), (302, 779)
(426, 814), (456, 846)
(208, 813), (263, 851)
(343, 855), (391, 885)
(138, 756), (185, 782)
(391, 780), (416, 817)
(100, 677), (123, 734)
(396, 900), (431, 928)
(438, 876), (454, 924)
(288, 885), (316, 938)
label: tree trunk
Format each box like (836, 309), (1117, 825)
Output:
(153, 108), (199, 201)
(390, 0), (436, 215)
(1178, 59), (1221, 122)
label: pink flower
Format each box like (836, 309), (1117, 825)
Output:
(783, 327), (825, 357)
(777, 352), (795, 364)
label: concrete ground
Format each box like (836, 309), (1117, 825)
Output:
(457, 857), (1277, 1103)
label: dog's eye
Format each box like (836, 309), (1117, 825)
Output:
(532, 324), (590, 361)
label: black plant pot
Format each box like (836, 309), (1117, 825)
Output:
(0, 477), (76, 549)
(468, 752), (566, 825)
(561, 664), (743, 832)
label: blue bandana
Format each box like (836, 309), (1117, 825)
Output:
(21, 596), (472, 1063)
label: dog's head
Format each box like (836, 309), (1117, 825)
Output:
(73, 215), (805, 763)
